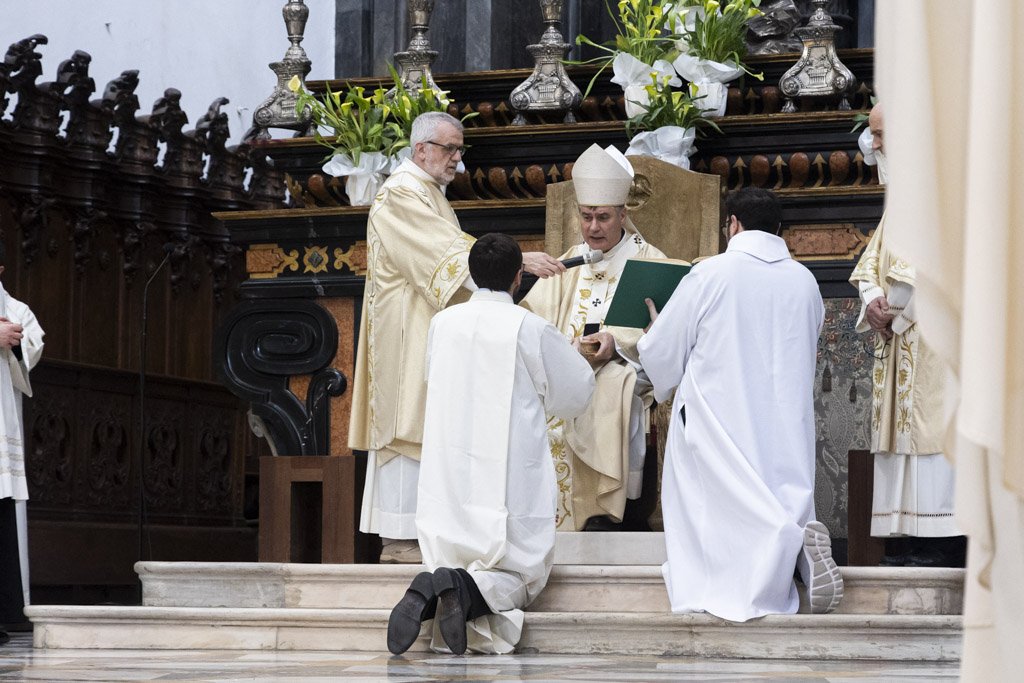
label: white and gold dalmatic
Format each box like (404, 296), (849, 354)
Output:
(349, 158), (475, 539)
(521, 145), (666, 530)
(849, 215), (956, 537)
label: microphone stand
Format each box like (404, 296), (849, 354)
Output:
(136, 244), (174, 604)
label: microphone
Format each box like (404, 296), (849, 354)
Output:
(561, 250), (604, 269)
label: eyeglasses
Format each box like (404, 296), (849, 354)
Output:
(424, 140), (468, 156)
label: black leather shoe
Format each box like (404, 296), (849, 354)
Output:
(879, 552), (910, 566)
(582, 515), (623, 531)
(387, 571), (436, 655)
(432, 567), (471, 655)
(903, 543), (966, 568)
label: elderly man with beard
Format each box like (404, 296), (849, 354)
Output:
(849, 103), (964, 567)
(349, 112), (565, 563)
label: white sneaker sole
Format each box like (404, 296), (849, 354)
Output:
(802, 521), (844, 614)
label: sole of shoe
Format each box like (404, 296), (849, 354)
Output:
(386, 571), (434, 655)
(432, 568), (468, 655)
(802, 521), (844, 614)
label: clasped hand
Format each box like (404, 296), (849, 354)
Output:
(0, 317), (23, 348)
(866, 296), (894, 339)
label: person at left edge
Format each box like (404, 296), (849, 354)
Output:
(0, 243), (45, 645)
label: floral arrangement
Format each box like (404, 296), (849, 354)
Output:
(574, 0), (763, 170)
(674, 0), (762, 70)
(575, 0), (681, 117)
(671, 0), (763, 117)
(624, 78), (719, 170)
(288, 67), (455, 205)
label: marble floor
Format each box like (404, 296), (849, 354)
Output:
(0, 634), (960, 682)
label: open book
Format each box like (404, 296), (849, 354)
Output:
(604, 258), (692, 329)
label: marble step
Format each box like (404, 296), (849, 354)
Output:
(554, 531), (666, 565)
(24, 604), (962, 660)
(138, 562), (964, 616)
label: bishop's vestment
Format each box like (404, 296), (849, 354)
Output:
(521, 224), (665, 530)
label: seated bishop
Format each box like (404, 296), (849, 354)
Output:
(521, 144), (667, 531)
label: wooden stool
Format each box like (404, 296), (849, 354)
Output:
(258, 455), (357, 563)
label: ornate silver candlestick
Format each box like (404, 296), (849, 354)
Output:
(779, 0), (855, 112)
(393, 0), (440, 92)
(247, 0), (314, 140)
(510, 0), (581, 125)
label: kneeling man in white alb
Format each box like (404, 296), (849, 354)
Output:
(387, 233), (596, 654)
(639, 188), (843, 621)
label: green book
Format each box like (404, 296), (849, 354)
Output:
(603, 258), (692, 329)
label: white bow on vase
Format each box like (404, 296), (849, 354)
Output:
(626, 126), (697, 170)
(322, 151), (392, 206)
(672, 53), (742, 118)
(611, 52), (681, 118)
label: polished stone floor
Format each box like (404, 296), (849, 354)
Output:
(0, 634), (959, 682)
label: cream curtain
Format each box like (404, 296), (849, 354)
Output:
(875, 1), (1024, 678)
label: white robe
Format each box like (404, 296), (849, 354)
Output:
(638, 231), (823, 622)
(0, 284), (45, 609)
(417, 290), (595, 653)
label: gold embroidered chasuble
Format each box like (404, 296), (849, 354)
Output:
(850, 215), (944, 456)
(521, 223), (666, 529)
(348, 159), (474, 461)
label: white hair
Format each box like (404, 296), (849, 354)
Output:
(410, 112), (463, 147)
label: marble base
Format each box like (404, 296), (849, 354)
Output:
(137, 562), (963, 616)
(554, 531), (666, 565)
(25, 604), (962, 660)
(27, 560), (965, 659)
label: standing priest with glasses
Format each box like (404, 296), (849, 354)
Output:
(349, 112), (566, 564)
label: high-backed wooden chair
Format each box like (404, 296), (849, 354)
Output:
(544, 156), (723, 530)
(544, 155), (722, 260)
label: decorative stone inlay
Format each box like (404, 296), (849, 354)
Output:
(302, 245), (329, 273)
(246, 244), (300, 279)
(332, 242), (368, 276)
(782, 223), (870, 260)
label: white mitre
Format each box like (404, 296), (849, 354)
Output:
(572, 143), (634, 206)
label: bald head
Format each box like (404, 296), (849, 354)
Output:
(868, 103), (884, 154)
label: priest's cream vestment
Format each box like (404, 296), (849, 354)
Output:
(849, 216), (956, 537)
(0, 283), (44, 620)
(521, 226), (666, 530)
(349, 158), (475, 539)
(638, 231), (822, 622)
(417, 290), (595, 653)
